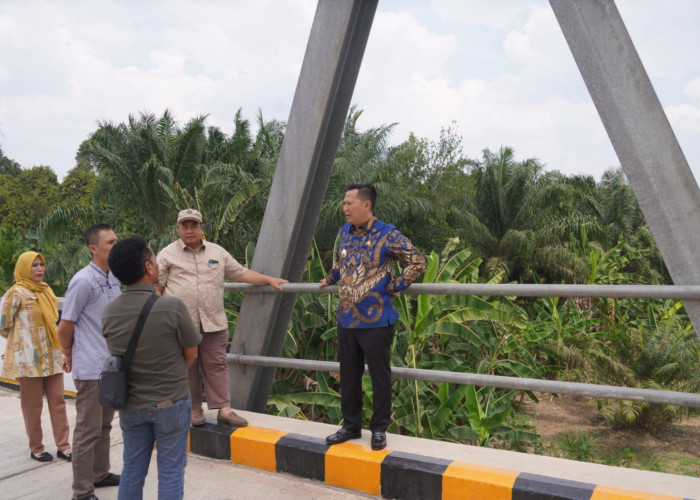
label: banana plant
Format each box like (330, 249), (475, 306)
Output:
(450, 386), (538, 447)
(391, 246), (529, 437)
(570, 227), (648, 322)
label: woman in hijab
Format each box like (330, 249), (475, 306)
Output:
(1, 251), (71, 463)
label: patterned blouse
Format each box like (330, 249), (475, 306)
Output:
(1, 286), (63, 378)
(326, 217), (426, 329)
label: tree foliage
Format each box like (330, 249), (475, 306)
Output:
(0, 165), (60, 233)
(1, 106), (696, 447)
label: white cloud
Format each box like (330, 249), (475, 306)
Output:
(666, 104), (700, 135)
(352, 10), (459, 147)
(502, 7), (575, 81)
(665, 103), (700, 172)
(431, 0), (536, 30)
(617, 0), (700, 80)
(0, 0), (699, 183)
(0, 0), (317, 176)
(685, 79), (700, 104)
(353, 3), (616, 177)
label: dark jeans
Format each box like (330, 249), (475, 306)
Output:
(338, 324), (394, 433)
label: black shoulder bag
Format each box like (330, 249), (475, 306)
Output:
(98, 293), (159, 409)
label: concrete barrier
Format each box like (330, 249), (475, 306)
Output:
(190, 421), (693, 500)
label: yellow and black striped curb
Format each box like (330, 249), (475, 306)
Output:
(188, 423), (691, 500)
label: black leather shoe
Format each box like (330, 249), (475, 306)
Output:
(371, 431), (387, 450)
(30, 451), (53, 462)
(94, 472), (120, 488)
(326, 428), (361, 445)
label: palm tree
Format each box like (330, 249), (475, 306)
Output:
(531, 169), (666, 285)
(315, 107), (434, 261)
(90, 110), (208, 240)
(161, 161), (266, 255)
(86, 109), (281, 253)
(457, 147), (549, 281)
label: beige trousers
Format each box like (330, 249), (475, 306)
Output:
(18, 373), (71, 455)
(188, 328), (231, 410)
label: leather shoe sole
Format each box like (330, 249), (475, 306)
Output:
(326, 429), (362, 445)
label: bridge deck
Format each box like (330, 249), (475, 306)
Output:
(0, 387), (370, 500)
(1, 385), (697, 499)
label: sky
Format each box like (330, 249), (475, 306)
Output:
(1, 0), (699, 182)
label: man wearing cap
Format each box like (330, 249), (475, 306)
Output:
(156, 209), (288, 427)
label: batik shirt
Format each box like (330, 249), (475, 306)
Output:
(326, 217), (426, 329)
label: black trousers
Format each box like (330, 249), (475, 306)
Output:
(338, 324), (394, 433)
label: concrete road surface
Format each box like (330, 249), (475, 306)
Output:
(0, 387), (373, 500)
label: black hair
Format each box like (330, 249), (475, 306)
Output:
(84, 223), (113, 247)
(108, 237), (153, 285)
(346, 183), (376, 211)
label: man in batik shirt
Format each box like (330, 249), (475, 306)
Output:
(320, 183), (425, 450)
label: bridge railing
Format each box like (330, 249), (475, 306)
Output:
(224, 282), (700, 408)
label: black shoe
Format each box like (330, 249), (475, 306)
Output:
(94, 472), (120, 488)
(30, 451), (53, 462)
(57, 450), (72, 462)
(326, 428), (361, 445)
(371, 431), (387, 450)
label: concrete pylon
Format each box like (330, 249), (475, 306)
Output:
(230, 0), (379, 411)
(550, 0), (700, 340)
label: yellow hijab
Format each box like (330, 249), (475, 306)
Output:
(13, 251), (60, 348)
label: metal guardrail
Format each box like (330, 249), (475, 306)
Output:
(225, 283), (700, 408)
(228, 354), (700, 408)
(225, 282), (700, 299)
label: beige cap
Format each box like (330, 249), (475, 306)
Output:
(177, 208), (203, 224)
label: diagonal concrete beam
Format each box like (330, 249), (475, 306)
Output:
(230, 0), (379, 411)
(550, 0), (700, 339)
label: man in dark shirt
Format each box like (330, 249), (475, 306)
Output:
(102, 237), (201, 500)
(320, 183), (426, 450)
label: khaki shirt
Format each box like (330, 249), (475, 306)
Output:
(156, 239), (247, 332)
(102, 284), (202, 411)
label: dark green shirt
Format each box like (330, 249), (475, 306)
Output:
(102, 284), (202, 411)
